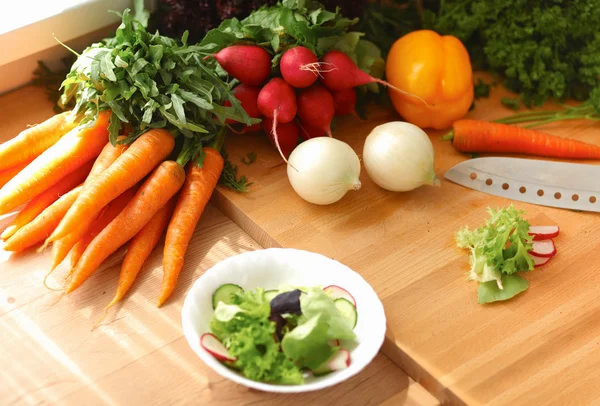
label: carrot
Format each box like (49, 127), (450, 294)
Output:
(1, 161), (93, 241)
(449, 119), (600, 159)
(43, 137), (131, 266)
(65, 160), (185, 294)
(0, 111), (77, 172)
(103, 197), (176, 313)
(47, 128), (175, 243)
(0, 161), (31, 190)
(0, 111), (110, 215)
(159, 147), (224, 307)
(52, 186), (137, 271)
(3, 186), (82, 252)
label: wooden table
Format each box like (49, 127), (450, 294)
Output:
(0, 87), (438, 406)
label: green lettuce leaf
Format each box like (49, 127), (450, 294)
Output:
(478, 274), (529, 304)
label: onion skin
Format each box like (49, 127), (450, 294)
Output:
(287, 137), (361, 205)
(363, 121), (439, 192)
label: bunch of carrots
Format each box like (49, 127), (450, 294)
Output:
(0, 109), (225, 317)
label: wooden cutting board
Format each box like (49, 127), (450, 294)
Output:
(214, 81), (600, 405)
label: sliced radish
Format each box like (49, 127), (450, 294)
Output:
(323, 285), (356, 307)
(529, 226), (560, 241)
(533, 255), (551, 267)
(200, 333), (236, 362)
(313, 349), (351, 375)
(328, 339), (341, 347)
(530, 240), (556, 258)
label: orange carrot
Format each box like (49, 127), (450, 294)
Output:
(104, 197), (176, 312)
(47, 128), (175, 243)
(0, 111), (77, 172)
(45, 138), (131, 268)
(1, 161), (93, 241)
(450, 119), (600, 158)
(3, 186), (82, 252)
(159, 147), (224, 307)
(0, 161), (31, 190)
(0, 111), (110, 215)
(65, 160), (185, 294)
(63, 186), (137, 271)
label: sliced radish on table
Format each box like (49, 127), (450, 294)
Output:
(530, 240), (556, 258)
(323, 285), (356, 307)
(313, 349), (351, 375)
(533, 255), (552, 267)
(529, 226), (560, 241)
(200, 333), (236, 362)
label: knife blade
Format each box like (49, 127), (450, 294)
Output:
(444, 157), (600, 212)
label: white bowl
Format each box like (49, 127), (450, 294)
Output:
(181, 248), (386, 393)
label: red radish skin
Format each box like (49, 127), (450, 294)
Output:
(530, 240), (556, 258)
(257, 78), (297, 123)
(263, 118), (299, 158)
(529, 225), (560, 241)
(209, 45), (271, 86)
(200, 333), (236, 362)
(533, 255), (551, 267)
(323, 285), (356, 307)
(320, 51), (427, 105)
(332, 88), (358, 116)
(223, 84), (262, 124)
(280, 46), (319, 88)
(297, 84), (335, 137)
(298, 119), (327, 140)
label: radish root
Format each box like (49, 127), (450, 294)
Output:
(300, 62), (338, 78)
(271, 109), (298, 172)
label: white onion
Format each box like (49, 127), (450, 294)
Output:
(362, 121), (440, 192)
(287, 137), (361, 205)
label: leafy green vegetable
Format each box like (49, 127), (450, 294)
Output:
(59, 8), (258, 166)
(478, 274), (529, 304)
(211, 288), (303, 384)
(501, 97), (520, 111)
(455, 205), (535, 303)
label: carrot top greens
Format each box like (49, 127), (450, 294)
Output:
(59, 8), (259, 168)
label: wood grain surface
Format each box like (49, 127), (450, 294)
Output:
(213, 76), (600, 405)
(0, 86), (439, 406)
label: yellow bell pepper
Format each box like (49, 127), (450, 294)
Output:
(385, 30), (474, 130)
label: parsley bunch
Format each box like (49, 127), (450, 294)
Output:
(59, 8), (258, 168)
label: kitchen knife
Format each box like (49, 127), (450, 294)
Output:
(444, 157), (600, 212)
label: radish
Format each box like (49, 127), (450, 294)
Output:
(323, 285), (356, 307)
(297, 84), (335, 137)
(533, 255), (552, 267)
(529, 225), (560, 241)
(320, 51), (427, 104)
(313, 349), (351, 375)
(280, 46), (319, 88)
(263, 117), (299, 158)
(530, 240), (556, 258)
(298, 119), (327, 140)
(207, 45), (271, 86)
(200, 333), (236, 362)
(332, 88), (357, 116)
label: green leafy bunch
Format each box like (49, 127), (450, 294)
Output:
(455, 205), (535, 304)
(59, 8), (258, 166)
(199, 0), (385, 92)
(425, 0), (600, 108)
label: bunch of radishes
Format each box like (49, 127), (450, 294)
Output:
(208, 44), (391, 158)
(529, 225), (560, 267)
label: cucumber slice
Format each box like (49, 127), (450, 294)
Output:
(263, 289), (279, 303)
(334, 298), (357, 329)
(212, 284), (244, 309)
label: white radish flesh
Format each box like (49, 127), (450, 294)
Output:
(200, 333), (236, 362)
(529, 225), (560, 241)
(530, 240), (556, 258)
